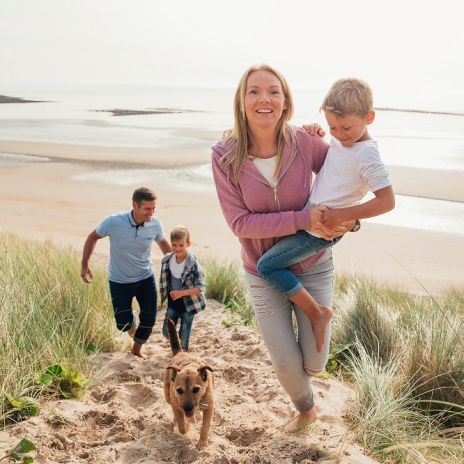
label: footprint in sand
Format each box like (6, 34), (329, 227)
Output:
(225, 426), (267, 446)
(222, 365), (253, 383)
(89, 385), (118, 403)
(119, 382), (158, 409)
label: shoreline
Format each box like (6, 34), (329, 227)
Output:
(1, 139), (463, 203)
(0, 138), (463, 294)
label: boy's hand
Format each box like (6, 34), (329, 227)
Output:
(321, 208), (356, 232)
(170, 290), (184, 301)
(302, 123), (326, 137)
(321, 208), (343, 228)
(310, 206), (342, 240)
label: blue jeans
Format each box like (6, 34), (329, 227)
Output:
(257, 231), (341, 296)
(109, 275), (157, 345)
(162, 306), (196, 351)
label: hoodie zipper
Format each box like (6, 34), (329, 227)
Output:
(273, 186), (281, 210)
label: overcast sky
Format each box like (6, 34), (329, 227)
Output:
(1, 0), (463, 107)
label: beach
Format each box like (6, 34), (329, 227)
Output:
(1, 135), (462, 295)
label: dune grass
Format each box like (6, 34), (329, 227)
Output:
(0, 233), (118, 426)
(202, 259), (464, 462)
(333, 273), (464, 463)
(2, 237), (463, 461)
(202, 256), (254, 326)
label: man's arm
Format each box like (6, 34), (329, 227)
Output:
(81, 229), (103, 283)
(156, 238), (172, 255)
(321, 186), (395, 227)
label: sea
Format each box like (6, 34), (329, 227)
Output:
(0, 83), (463, 235)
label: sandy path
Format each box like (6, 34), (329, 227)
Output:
(0, 301), (379, 464)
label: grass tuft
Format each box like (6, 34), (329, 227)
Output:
(0, 233), (118, 426)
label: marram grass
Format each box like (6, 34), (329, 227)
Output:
(0, 233), (118, 425)
(333, 273), (464, 463)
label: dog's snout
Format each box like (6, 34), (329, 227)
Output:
(183, 403), (194, 413)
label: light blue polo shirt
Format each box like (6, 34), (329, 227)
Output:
(96, 210), (165, 284)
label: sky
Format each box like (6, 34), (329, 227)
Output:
(1, 0), (463, 109)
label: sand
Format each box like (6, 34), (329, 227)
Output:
(0, 136), (462, 462)
(0, 301), (380, 464)
(0, 138), (463, 294)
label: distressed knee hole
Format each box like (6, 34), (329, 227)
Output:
(305, 368), (322, 377)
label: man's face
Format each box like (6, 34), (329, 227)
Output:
(132, 199), (156, 223)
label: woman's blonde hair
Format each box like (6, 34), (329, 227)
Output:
(221, 64), (294, 182)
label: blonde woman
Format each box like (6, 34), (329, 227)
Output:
(212, 64), (353, 429)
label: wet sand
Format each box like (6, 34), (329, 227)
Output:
(0, 138), (463, 294)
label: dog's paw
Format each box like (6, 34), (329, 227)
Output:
(196, 439), (208, 450)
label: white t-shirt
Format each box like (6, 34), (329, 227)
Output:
(251, 155), (278, 188)
(306, 138), (391, 210)
(169, 254), (186, 279)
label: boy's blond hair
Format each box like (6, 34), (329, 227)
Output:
(321, 78), (373, 117)
(170, 225), (190, 243)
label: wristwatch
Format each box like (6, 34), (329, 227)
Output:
(350, 219), (361, 232)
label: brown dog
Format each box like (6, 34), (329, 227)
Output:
(164, 318), (214, 449)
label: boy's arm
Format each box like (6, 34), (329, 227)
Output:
(322, 186), (395, 227)
(170, 287), (202, 300)
(170, 261), (205, 301)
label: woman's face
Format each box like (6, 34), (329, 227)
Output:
(244, 70), (287, 130)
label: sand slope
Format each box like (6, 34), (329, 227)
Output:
(0, 301), (379, 464)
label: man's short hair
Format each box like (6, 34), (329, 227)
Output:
(132, 187), (157, 205)
(170, 225), (190, 243)
(321, 78), (373, 117)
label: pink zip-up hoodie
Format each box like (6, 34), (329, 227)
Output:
(212, 126), (329, 276)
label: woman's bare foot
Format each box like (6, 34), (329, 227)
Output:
(308, 305), (333, 352)
(283, 406), (317, 433)
(131, 342), (146, 359)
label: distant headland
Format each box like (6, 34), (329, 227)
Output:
(0, 95), (46, 104)
(92, 107), (203, 116)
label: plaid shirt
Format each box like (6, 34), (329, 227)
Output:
(159, 251), (206, 313)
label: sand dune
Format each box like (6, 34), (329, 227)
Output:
(0, 301), (379, 464)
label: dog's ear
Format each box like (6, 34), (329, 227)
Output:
(198, 365), (214, 381)
(167, 365), (180, 381)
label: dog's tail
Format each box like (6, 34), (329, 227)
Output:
(167, 318), (182, 355)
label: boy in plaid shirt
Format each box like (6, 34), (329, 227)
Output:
(160, 226), (206, 351)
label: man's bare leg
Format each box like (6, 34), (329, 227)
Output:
(128, 313), (138, 338)
(289, 288), (332, 352)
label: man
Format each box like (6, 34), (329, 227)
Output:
(81, 187), (171, 358)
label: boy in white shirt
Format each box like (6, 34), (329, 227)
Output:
(257, 78), (395, 352)
(160, 226), (206, 351)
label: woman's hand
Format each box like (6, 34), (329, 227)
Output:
(309, 206), (348, 240)
(302, 123), (326, 137)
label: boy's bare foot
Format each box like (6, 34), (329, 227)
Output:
(131, 342), (146, 359)
(308, 305), (333, 352)
(289, 289), (332, 352)
(283, 406), (317, 433)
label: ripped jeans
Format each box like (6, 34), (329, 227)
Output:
(245, 250), (334, 412)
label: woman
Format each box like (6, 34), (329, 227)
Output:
(212, 64), (353, 429)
